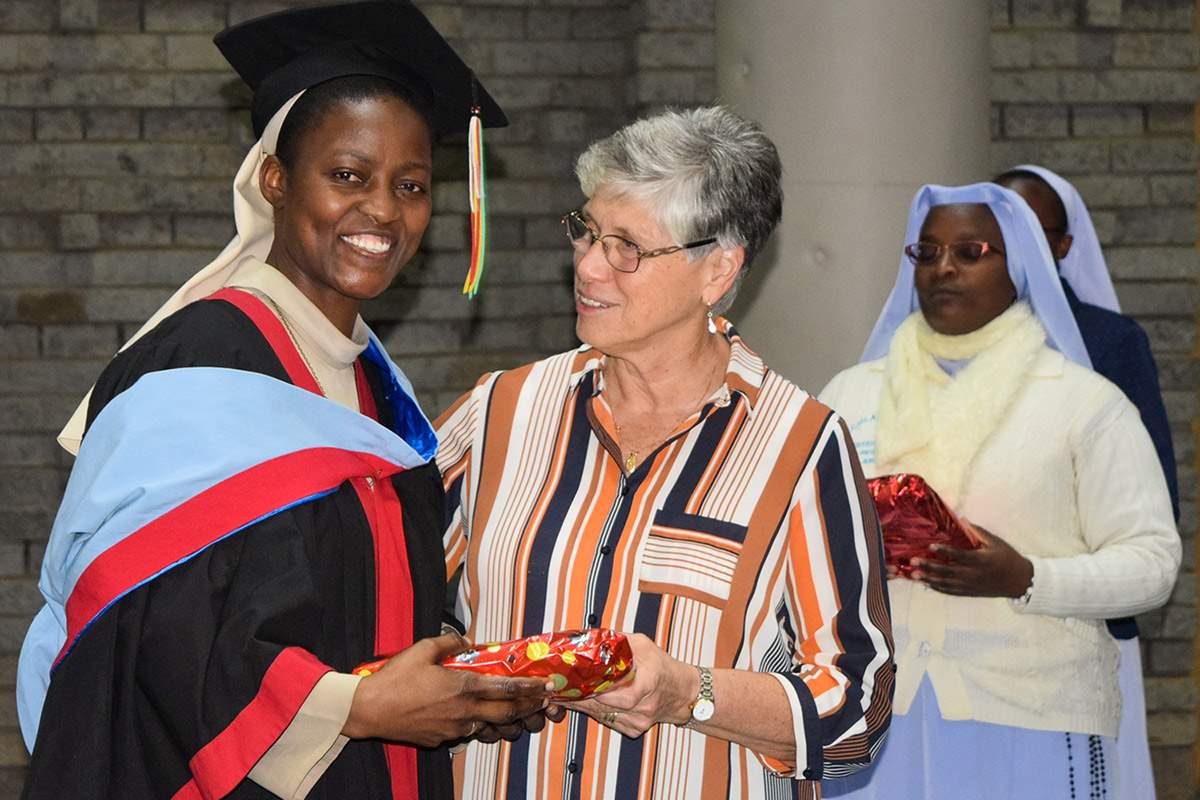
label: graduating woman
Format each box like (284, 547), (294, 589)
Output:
(819, 183), (1179, 799)
(16, 3), (549, 799)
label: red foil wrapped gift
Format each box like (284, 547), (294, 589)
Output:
(867, 473), (980, 577)
(354, 628), (634, 700)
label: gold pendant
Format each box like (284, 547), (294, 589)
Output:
(624, 451), (638, 472)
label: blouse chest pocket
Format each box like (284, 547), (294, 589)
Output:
(637, 509), (747, 609)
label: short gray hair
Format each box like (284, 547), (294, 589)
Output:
(575, 106), (783, 314)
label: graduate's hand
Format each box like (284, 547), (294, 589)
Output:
(910, 523), (1033, 599)
(471, 703), (568, 744)
(342, 631), (552, 747)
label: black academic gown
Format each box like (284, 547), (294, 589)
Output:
(22, 297), (453, 799)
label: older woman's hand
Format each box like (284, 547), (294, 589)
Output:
(911, 523), (1033, 598)
(559, 633), (696, 738)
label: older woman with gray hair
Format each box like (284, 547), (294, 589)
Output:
(436, 106), (894, 799)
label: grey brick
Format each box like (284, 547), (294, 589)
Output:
(459, 318), (542, 352)
(1069, 174), (1149, 207)
(0, 434), (59, 467)
(0, 111), (32, 143)
(96, 0), (139, 31)
(460, 8), (525, 39)
(990, 104), (1002, 138)
(1030, 31), (1112, 68)
(1003, 104), (1068, 138)
(524, 9), (570, 39)
(0, 326), (38, 359)
(59, 0), (99, 30)
(41, 324), (119, 358)
(143, 108), (229, 142)
(990, 32), (1032, 68)
(81, 177), (229, 213)
(84, 286), (173, 322)
(491, 146), (578, 180)
(0, 394), (75, 434)
(83, 108), (140, 141)
(0, 545), (23, 578)
(379, 320), (463, 355)
(493, 41), (581, 75)
(0, 214), (55, 249)
(1112, 207), (1195, 245)
(422, 214), (468, 251)
(1083, 0), (1121, 27)
(59, 212), (99, 250)
(0, 2), (54, 32)
(0, 578), (45, 616)
(1161, 604), (1197, 638)
(1058, 70), (1198, 104)
(1071, 104), (1143, 136)
(1114, 32), (1197, 69)
(143, 0), (225, 32)
(1111, 139), (1194, 173)
(1146, 675), (1199, 713)
(0, 178), (80, 212)
(570, 7), (632, 39)
(1147, 711), (1195, 745)
(1149, 174), (1196, 207)
(0, 253), (77, 288)
(991, 0), (1011, 28)
(990, 139), (1109, 174)
(1106, 247), (1199, 280)
(165, 33), (227, 71)
(172, 213), (233, 246)
(226, 1), (330, 26)
(34, 109), (82, 141)
(1011, 0), (1076, 27)
(98, 213), (173, 247)
(1150, 637), (1194, 675)
(1147, 104), (1194, 134)
(5, 73), (178, 107)
(991, 71), (1059, 102)
(88, 248), (218, 287)
(172, 73), (250, 107)
(644, 0), (713, 29)
(1114, 280), (1198, 315)
(636, 69), (716, 106)
(0, 143), (241, 179)
(637, 32), (714, 69)
(1150, 748), (1193, 800)
(1120, 0), (1195, 31)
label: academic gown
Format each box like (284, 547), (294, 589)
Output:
(18, 290), (453, 799)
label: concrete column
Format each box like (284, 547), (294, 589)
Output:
(717, 0), (992, 390)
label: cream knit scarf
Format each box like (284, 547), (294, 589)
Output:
(875, 301), (1046, 508)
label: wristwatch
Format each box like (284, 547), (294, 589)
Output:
(686, 665), (715, 726)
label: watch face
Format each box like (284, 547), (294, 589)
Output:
(691, 697), (715, 722)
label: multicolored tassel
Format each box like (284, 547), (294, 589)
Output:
(462, 104), (487, 298)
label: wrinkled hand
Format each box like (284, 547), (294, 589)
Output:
(911, 523), (1033, 598)
(343, 632), (551, 748)
(560, 633), (695, 739)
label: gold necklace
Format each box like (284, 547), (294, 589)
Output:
(263, 295), (328, 397)
(611, 357), (724, 473)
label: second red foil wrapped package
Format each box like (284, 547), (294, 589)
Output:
(867, 473), (980, 577)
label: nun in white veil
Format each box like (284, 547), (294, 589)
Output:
(819, 183), (1179, 799)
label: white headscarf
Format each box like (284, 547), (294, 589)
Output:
(861, 182), (1092, 369)
(1011, 163), (1121, 312)
(58, 92), (306, 454)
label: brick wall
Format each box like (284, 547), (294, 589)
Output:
(0, 0), (721, 793)
(991, 0), (1199, 795)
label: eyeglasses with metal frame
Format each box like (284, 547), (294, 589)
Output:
(561, 210), (718, 274)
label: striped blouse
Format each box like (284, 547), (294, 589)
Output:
(436, 323), (894, 800)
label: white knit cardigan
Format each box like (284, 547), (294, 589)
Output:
(819, 346), (1180, 737)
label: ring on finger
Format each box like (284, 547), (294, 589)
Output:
(468, 720), (483, 737)
(602, 711), (619, 727)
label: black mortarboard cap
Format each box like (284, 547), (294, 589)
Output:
(214, 0), (506, 139)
